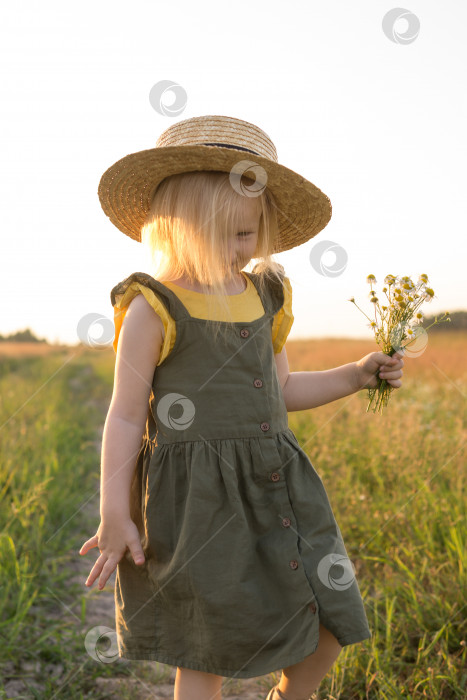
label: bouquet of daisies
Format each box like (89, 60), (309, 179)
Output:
(349, 274), (450, 413)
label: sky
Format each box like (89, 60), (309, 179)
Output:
(1, 0), (466, 347)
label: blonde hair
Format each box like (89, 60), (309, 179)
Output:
(140, 170), (285, 343)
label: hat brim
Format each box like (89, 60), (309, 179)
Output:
(97, 144), (332, 254)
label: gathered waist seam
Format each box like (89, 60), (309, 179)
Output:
(143, 429), (292, 447)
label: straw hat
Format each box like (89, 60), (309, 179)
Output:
(98, 114), (332, 254)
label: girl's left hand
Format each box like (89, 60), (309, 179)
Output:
(355, 350), (405, 391)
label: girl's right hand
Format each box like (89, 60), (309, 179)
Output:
(79, 517), (145, 590)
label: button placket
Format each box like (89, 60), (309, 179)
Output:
(241, 332), (268, 430)
(258, 429), (317, 600)
(240, 323), (272, 435)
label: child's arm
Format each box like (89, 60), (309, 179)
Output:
(79, 293), (164, 590)
(100, 292), (164, 517)
(274, 345), (404, 411)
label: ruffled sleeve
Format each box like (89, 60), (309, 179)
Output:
(112, 282), (175, 365)
(271, 276), (294, 354)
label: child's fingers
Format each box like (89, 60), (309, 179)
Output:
(79, 535), (98, 555)
(379, 367), (403, 379)
(381, 356), (404, 372)
(96, 559), (117, 590)
(379, 352), (404, 370)
(379, 365), (403, 390)
(128, 540), (145, 565)
(85, 554), (106, 588)
(392, 350), (405, 363)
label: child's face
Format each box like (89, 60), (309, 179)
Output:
(226, 197), (261, 271)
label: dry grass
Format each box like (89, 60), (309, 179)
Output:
(0, 342), (73, 357)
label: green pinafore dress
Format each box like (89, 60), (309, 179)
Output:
(111, 269), (371, 679)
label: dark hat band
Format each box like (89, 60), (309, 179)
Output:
(201, 142), (260, 156)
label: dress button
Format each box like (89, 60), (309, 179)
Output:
(289, 560), (299, 570)
(253, 378), (263, 388)
(309, 602), (317, 614)
(260, 422), (270, 432)
(270, 472), (280, 482)
(240, 328), (250, 338)
(282, 517), (291, 527)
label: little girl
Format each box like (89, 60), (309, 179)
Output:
(79, 115), (404, 700)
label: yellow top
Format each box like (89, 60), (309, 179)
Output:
(112, 271), (294, 365)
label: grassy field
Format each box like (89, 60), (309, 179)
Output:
(0, 332), (465, 699)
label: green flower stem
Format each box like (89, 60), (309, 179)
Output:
(349, 299), (374, 325)
(366, 377), (394, 414)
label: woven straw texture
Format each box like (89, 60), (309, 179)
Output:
(98, 114), (332, 254)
